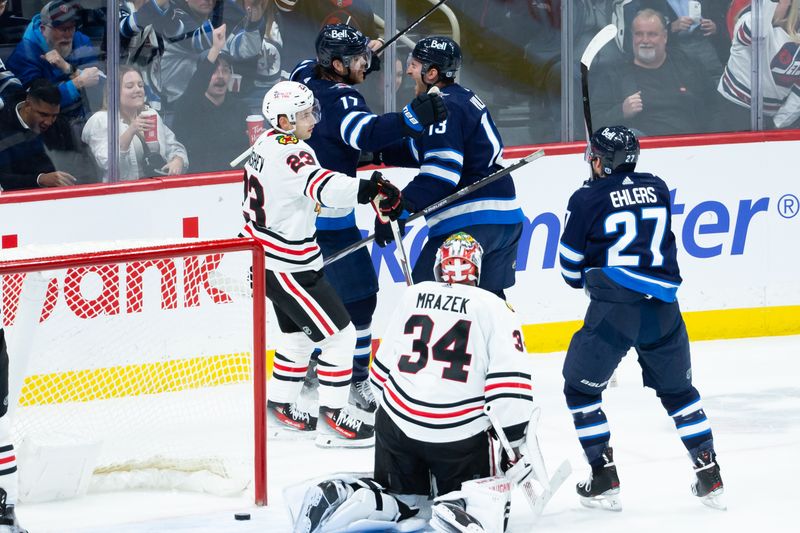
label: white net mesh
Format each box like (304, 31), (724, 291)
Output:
(0, 240), (262, 499)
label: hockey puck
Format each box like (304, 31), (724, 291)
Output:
(234, 513), (251, 521)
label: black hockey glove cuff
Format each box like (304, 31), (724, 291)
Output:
(401, 92), (447, 136)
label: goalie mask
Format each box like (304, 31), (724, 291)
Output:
(434, 232), (483, 285)
(262, 81), (321, 133)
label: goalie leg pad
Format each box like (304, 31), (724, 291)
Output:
(434, 476), (510, 533)
(293, 477), (419, 533)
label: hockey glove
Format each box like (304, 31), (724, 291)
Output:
(501, 448), (534, 487)
(401, 92), (448, 137)
(358, 171), (404, 220)
(365, 52), (381, 77)
(374, 216), (406, 248)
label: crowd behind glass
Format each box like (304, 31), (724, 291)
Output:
(0, 0), (797, 190)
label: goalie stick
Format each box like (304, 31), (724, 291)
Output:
(323, 149), (545, 267)
(580, 24), (617, 139)
(484, 404), (571, 521)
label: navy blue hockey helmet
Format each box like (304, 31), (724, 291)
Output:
(315, 24), (372, 70)
(412, 36), (462, 81)
(586, 126), (640, 175)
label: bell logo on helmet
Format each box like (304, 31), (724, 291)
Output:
(601, 128), (615, 140)
(430, 39), (448, 51)
(330, 29), (349, 39)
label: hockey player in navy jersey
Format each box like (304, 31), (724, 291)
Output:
(290, 24), (447, 413)
(290, 233), (539, 533)
(245, 81), (404, 446)
(378, 36), (525, 300)
(558, 126), (725, 511)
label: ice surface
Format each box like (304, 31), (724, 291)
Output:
(21, 335), (800, 532)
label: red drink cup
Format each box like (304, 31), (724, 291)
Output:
(246, 115), (265, 145)
(140, 108), (158, 144)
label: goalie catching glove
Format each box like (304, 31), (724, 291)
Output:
(357, 171), (405, 221)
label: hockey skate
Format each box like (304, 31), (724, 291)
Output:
(691, 450), (726, 510)
(315, 407), (375, 448)
(293, 479), (350, 533)
(0, 489), (26, 533)
(349, 379), (377, 413)
(576, 447), (621, 511)
(268, 400), (318, 433)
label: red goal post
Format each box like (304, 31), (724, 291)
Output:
(0, 238), (269, 505)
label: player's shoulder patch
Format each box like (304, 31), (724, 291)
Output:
(275, 134), (299, 145)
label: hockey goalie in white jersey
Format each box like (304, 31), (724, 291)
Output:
(290, 234), (566, 533)
(244, 81), (404, 447)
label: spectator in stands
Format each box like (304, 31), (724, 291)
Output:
(160, 0), (266, 104)
(81, 65), (188, 180)
(617, 1), (728, 86)
(118, 0), (185, 107)
(590, 8), (715, 136)
(0, 0), (23, 107)
(7, 1), (103, 123)
(172, 23), (249, 173)
(716, 0), (800, 131)
(233, 0), (284, 112)
(0, 79), (76, 190)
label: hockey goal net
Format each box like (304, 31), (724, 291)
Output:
(0, 238), (268, 505)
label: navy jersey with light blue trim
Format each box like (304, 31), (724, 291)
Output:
(291, 59), (407, 230)
(381, 83), (523, 237)
(559, 171), (682, 302)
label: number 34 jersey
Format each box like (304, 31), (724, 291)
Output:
(371, 281), (534, 444)
(242, 129), (361, 273)
(558, 171), (682, 302)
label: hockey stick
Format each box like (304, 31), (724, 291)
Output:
(580, 24), (617, 139)
(484, 404), (571, 521)
(323, 149), (544, 267)
(390, 220), (414, 286)
(374, 0), (450, 55)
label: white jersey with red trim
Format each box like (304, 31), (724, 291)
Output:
(370, 281), (534, 444)
(718, 1), (800, 127)
(242, 129), (362, 272)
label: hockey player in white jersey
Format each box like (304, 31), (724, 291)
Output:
(244, 81), (404, 446)
(290, 233), (541, 532)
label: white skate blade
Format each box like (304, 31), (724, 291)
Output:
(315, 434), (375, 449)
(699, 487), (727, 511)
(269, 426), (318, 441)
(579, 488), (622, 512)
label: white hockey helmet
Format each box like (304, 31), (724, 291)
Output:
(262, 81), (320, 133)
(434, 232), (483, 285)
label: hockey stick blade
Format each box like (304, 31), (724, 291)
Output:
(580, 24), (617, 138)
(580, 24), (617, 68)
(323, 149), (545, 267)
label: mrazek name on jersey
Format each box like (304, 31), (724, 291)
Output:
(416, 292), (469, 313)
(610, 186), (657, 208)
